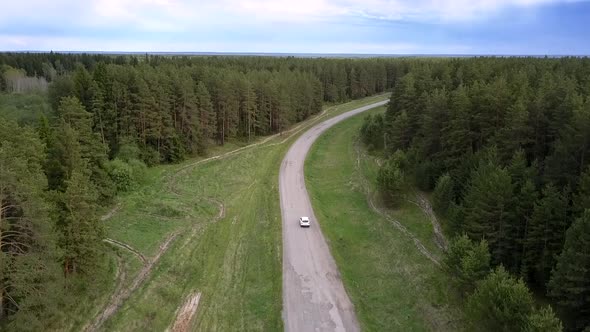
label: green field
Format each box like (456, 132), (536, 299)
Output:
(63, 94), (390, 331)
(305, 107), (464, 331)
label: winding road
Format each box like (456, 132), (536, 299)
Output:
(279, 100), (389, 332)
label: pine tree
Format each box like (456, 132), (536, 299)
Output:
(56, 169), (104, 276)
(195, 82), (215, 152)
(441, 84), (473, 170)
(335, 66), (348, 101)
(417, 88), (449, 161)
(45, 121), (85, 191)
(545, 103), (590, 189)
(88, 81), (109, 153)
(548, 210), (590, 330)
(0, 117), (60, 326)
(494, 98), (534, 163)
(467, 266), (535, 331)
(573, 166), (590, 215)
(55, 96), (114, 201)
(388, 111), (411, 152)
(462, 153), (515, 266)
(387, 72), (416, 121)
(360, 113), (385, 151)
(72, 65), (94, 112)
(240, 82), (257, 142)
(506, 151), (538, 273)
(522, 185), (569, 286)
(433, 173), (453, 216)
(513, 180), (538, 274)
(47, 75), (74, 110)
(507, 150), (535, 188)
(469, 80), (495, 148)
(349, 67), (361, 99)
(524, 306), (563, 332)
(444, 235), (491, 293)
(377, 155), (406, 206)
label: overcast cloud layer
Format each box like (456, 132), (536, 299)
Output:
(0, 0), (588, 54)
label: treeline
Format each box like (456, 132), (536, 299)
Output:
(360, 56), (590, 330)
(47, 63), (325, 164)
(1, 53), (404, 162)
(0, 52), (401, 330)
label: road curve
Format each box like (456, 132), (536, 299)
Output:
(279, 100), (389, 332)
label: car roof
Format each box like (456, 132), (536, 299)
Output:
(301, 216), (309, 220)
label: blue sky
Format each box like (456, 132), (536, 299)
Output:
(0, 0), (589, 54)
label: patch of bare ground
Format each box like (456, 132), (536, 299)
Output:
(206, 197), (225, 222)
(100, 203), (121, 221)
(81, 255), (126, 332)
(167, 292), (202, 332)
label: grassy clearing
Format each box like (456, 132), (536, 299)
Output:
(80, 93), (390, 331)
(305, 107), (463, 331)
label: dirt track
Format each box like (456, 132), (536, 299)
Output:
(279, 100), (388, 332)
(86, 232), (179, 332)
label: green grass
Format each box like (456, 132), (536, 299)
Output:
(359, 148), (443, 259)
(305, 107), (463, 331)
(73, 93), (391, 331)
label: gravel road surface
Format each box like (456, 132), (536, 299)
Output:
(279, 100), (388, 332)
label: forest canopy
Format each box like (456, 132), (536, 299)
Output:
(2, 52), (590, 330)
(360, 55), (590, 331)
(0, 52), (400, 329)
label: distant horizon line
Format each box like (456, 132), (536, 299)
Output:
(1, 50), (589, 58)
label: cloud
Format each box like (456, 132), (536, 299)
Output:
(0, 0), (587, 53)
(0, 33), (472, 54)
(0, 0), (581, 32)
(337, 0), (583, 22)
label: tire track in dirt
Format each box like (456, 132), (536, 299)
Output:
(167, 292), (202, 332)
(100, 203), (121, 221)
(206, 198), (225, 221)
(103, 238), (148, 264)
(164, 98), (380, 197)
(91, 96), (389, 330)
(407, 194), (448, 251)
(86, 232), (179, 332)
(165, 110), (328, 195)
(354, 140), (441, 266)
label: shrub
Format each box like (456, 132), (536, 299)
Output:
(116, 138), (141, 162)
(141, 146), (160, 166)
(444, 234), (491, 293)
(128, 158), (147, 186)
(524, 306), (563, 332)
(106, 158), (133, 192)
(377, 157), (405, 206)
(106, 158), (147, 192)
(467, 266), (534, 331)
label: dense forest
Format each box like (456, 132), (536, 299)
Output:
(361, 56), (590, 331)
(3, 52), (590, 331)
(0, 52), (398, 330)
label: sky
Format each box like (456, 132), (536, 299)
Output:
(0, 0), (589, 55)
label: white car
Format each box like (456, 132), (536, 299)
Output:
(299, 216), (311, 227)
